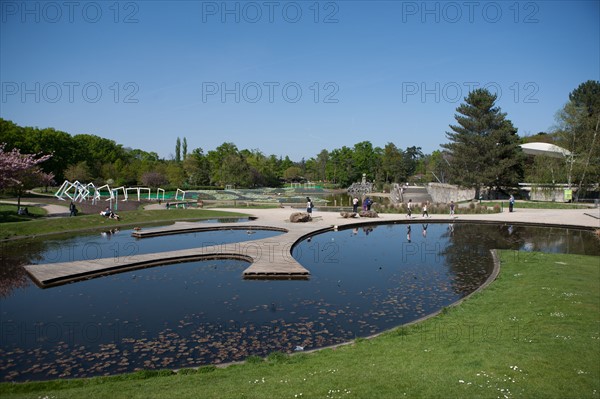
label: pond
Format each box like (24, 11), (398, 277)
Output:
(1, 224), (280, 265)
(0, 223), (598, 381)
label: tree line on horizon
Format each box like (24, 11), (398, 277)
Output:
(0, 119), (429, 189)
(1, 80), (598, 199)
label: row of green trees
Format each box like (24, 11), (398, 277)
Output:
(0, 119), (428, 189)
(1, 80), (598, 196)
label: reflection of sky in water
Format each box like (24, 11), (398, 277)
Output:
(0, 224), (598, 382)
(4, 227), (281, 265)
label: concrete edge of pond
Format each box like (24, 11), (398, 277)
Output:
(22, 206), (598, 288)
(130, 223), (287, 238)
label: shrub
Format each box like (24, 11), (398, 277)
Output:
(394, 327), (409, 337)
(177, 368), (198, 375)
(266, 351), (288, 363)
(245, 355), (263, 364)
(131, 369), (174, 379)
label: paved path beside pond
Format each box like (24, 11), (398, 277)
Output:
(1, 200), (70, 216)
(206, 205), (600, 230)
(23, 205), (599, 288)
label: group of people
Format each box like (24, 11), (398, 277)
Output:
(351, 196), (373, 213)
(67, 201), (120, 220)
(405, 199), (457, 219)
(65, 201), (121, 220)
(100, 206), (120, 220)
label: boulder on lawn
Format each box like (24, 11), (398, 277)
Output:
(290, 212), (312, 223)
(340, 212), (357, 218)
(359, 210), (379, 218)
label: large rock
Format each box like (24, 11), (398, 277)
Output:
(340, 212), (357, 218)
(359, 210), (379, 218)
(290, 212), (312, 223)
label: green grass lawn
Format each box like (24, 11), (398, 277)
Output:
(0, 209), (249, 239)
(2, 250), (598, 398)
(480, 201), (592, 209)
(0, 204), (47, 223)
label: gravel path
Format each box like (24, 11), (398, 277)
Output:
(1, 200), (70, 216)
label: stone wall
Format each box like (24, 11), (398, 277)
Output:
(528, 187), (569, 202)
(427, 183), (476, 203)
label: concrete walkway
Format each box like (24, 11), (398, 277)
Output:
(208, 205), (600, 230)
(23, 205), (599, 288)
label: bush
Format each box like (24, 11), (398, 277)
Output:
(177, 368), (198, 375)
(372, 201), (499, 215)
(266, 351), (289, 363)
(245, 355), (263, 364)
(130, 369), (174, 379)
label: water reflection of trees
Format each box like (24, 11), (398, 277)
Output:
(511, 226), (600, 255)
(441, 224), (600, 297)
(0, 239), (48, 297)
(440, 224), (502, 297)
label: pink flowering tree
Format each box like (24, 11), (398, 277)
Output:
(0, 143), (54, 210)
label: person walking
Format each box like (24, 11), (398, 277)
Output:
(422, 202), (429, 218)
(352, 197), (359, 213)
(406, 199), (413, 219)
(449, 201), (455, 217)
(509, 195), (515, 212)
(69, 201), (77, 217)
(306, 197), (313, 214)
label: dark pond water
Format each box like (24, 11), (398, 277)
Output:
(0, 223), (598, 381)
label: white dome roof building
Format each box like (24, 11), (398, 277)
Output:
(519, 142), (572, 158)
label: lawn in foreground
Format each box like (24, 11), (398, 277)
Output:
(0, 209), (249, 239)
(0, 204), (47, 223)
(2, 250), (598, 398)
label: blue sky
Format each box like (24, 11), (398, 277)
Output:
(1, 1), (599, 161)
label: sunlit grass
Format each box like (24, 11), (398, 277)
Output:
(0, 209), (248, 239)
(0, 204), (47, 223)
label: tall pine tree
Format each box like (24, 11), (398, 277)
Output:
(175, 137), (181, 163)
(442, 89), (524, 198)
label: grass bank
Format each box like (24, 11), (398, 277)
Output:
(0, 204), (47, 223)
(2, 250), (598, 398)
(0, 209), (248, 240)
